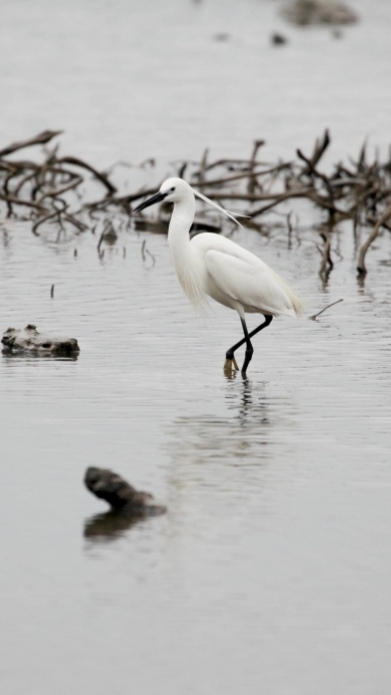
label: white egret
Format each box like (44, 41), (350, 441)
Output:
(133, 177), (302, 375)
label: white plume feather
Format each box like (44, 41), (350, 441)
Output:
(192, 187), (245, 229)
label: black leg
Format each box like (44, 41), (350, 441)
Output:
(225, 315), (273, 374)
(240, 318), (254, 374)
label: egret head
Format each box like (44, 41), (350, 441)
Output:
(133, 177), (190, 214)
(133, 177), (243, 228)
(159, 177), (192, 203)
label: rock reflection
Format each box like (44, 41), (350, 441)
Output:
(2, 352), (79, 361)
(83, 510), (145, 543)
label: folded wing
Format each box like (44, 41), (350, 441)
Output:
(205, 249), (299, 317)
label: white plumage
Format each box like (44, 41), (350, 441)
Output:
(134, 177), (302, 374)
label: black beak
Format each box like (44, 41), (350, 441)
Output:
(133, 191), (167, 215)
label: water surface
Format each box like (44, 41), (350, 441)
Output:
(1, 1), (391, 694)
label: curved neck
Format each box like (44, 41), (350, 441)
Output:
(167, 195), (196, 260)
(167, 192), (208, 307)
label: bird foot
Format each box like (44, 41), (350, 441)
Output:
(224, 356), (239, 374)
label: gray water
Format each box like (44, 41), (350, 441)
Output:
(1, 1), (391, 694)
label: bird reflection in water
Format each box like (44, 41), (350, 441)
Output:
(224, 372), (271, 429)
(168, 376), (277, 479)
(163, 376), (285, 529)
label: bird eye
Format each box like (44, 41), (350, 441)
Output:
(170, 187), (175, 192)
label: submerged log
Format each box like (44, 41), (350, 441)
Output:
(84, 467), (167, 517)
(1, 324), (80, 356)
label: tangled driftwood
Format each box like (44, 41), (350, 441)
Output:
(0, 129), (390, 275)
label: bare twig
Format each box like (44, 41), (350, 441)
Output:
(191, 162), (290, 189)
(0, 192), (47, 213)
(141, 239), (156, 266)
(1, 129), (391, 276)
(309, 298), (343, 320)
(0, 130), (62, 158)
(304, 129), (330, 172)
(247, 140), (265, 195)
(198, 148), (209, 185)
(36, 175), (83, 203)
(319, 232), (334, 276)
(56, 156), (117, 194)
(249, 188), (315, 217)
(357, 200), (391, 274)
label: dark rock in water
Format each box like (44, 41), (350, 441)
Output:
(282, 0), (358, 25)
(1, 324), (80, 356)
(271, 32), (288, 45)
(84, 467), (167, 517)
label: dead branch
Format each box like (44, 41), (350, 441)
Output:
(36, 175), (84, 203)
(309, 298), (343, 320)
(0, 192), (47, 213)
(198, 148), (209, 185)
(249, 188), (315, 217)
(56, 156), (117, 194)
(1, 129), (391, 277)
(247, 140), (265, 195)
(357, 200), (391, 274)
(319, 232), (334, 276)
(306, 129), (330, 172)
(191, 162), (288, 189)
(0, 130), (62, 158)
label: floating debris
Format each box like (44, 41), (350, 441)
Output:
(282, 0), (359, 26)
(1, 324), (80, 356)
(309, 298), (343, 320)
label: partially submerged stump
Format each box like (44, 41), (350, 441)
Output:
(84, 467), (166, 517)
(1, 324), (80, 356)
(282, 0), (359, 25)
